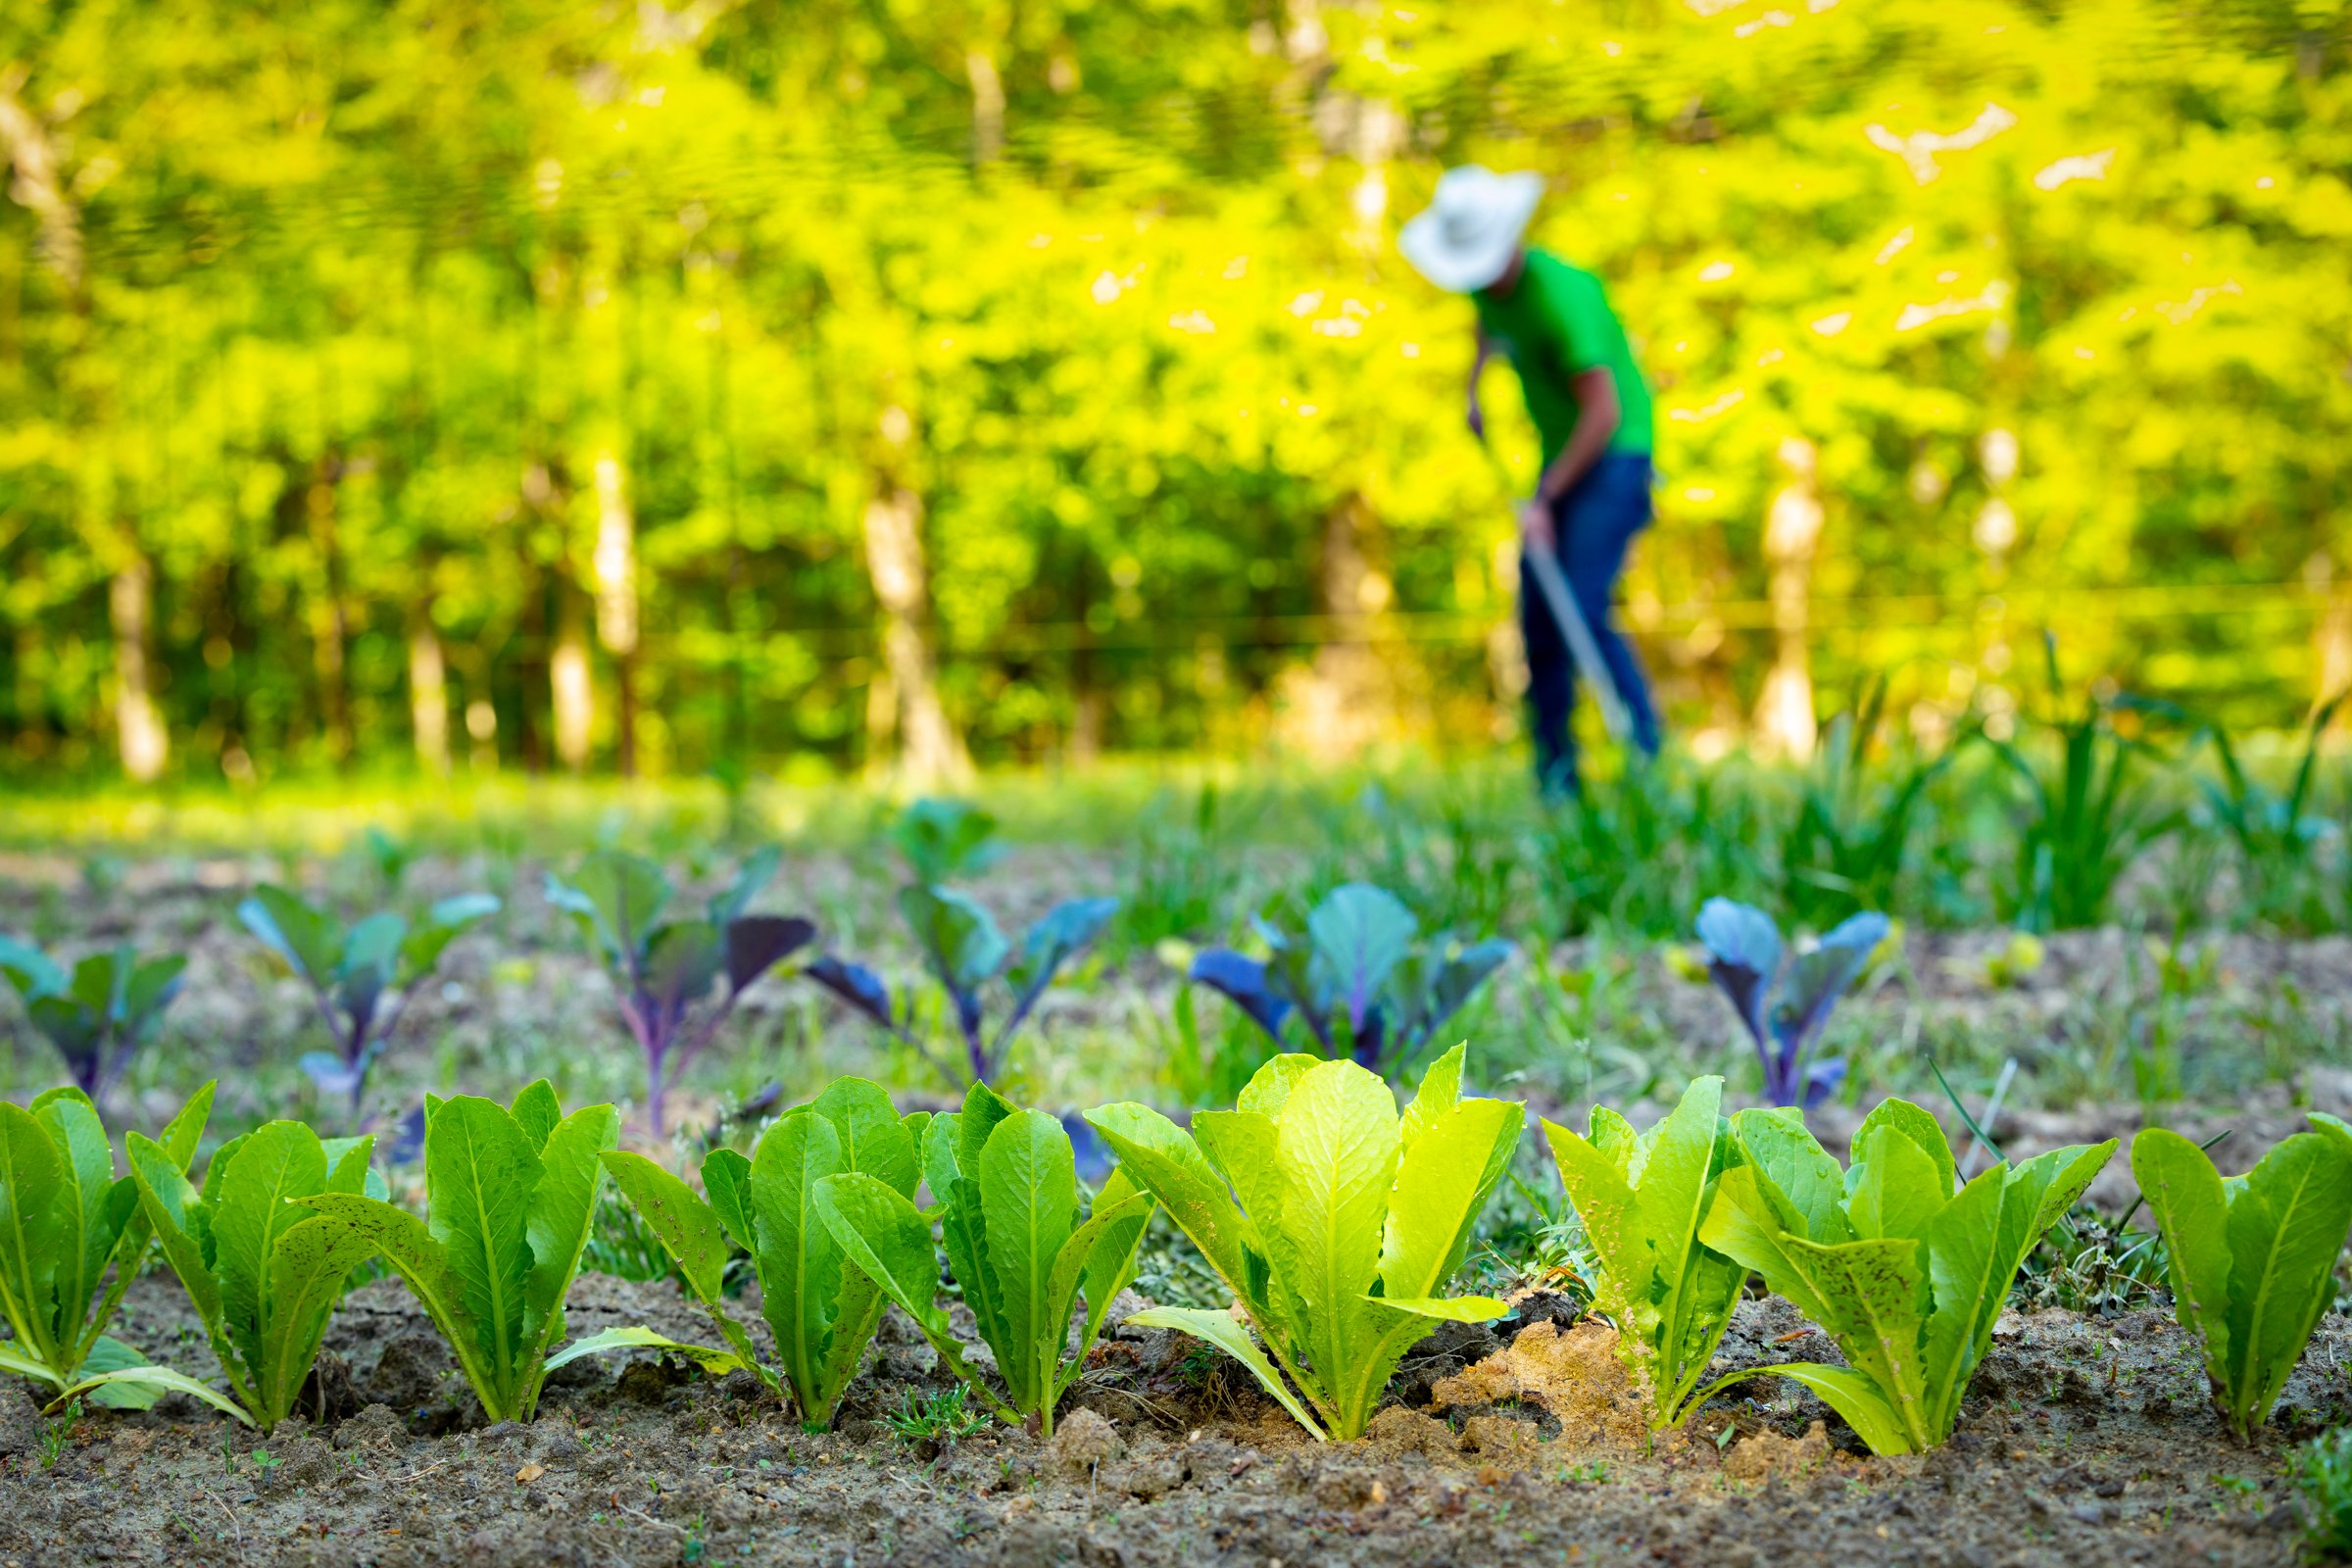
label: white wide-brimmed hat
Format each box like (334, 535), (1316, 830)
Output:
(1398, 167), (1544, 293)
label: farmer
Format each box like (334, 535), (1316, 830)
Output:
(1399, 167), (1662, 796)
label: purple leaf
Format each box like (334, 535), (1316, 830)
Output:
(299, 1052), (366, 1100)
(1060, 1109), (1116, 1185)
(1770, 911), (1889, 1072)
(808, 956), (898, 1033)
(1696, 897), (1780, 1056)
(726, 915), (814, 995)
(389, 1103), (427, 1164)
(1421, 938), (1515, 1039)
(1801, 1057), (1847, 1111)
(642, 920), (725, 1041)
(1189, 949), (1293, 1041)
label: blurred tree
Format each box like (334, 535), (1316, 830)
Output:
(0, 0), (2343, 781)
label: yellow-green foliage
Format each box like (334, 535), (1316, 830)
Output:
(0, 0), (2341, 774)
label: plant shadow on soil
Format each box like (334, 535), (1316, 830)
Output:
(4, 1268), (2345, 1567)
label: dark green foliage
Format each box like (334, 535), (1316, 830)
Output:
(599, 1078), (931, 1431)
(1781, 686), (1960, 927)
(0, 1083), (233, 1417)
(2294, 1426), (2352, 1563)
(1993, 638), (2181, 932)
(2197, 695), (2342, 934)
(815, 1082), (1154, 1436)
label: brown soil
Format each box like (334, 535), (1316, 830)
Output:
(4, 1269), (2342, 1567)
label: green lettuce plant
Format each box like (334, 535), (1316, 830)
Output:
(105, 1118), (388, 1431)
(598, 1077), (932, 1430)
(2131, 1113), (2352, 1443)
(1542, 1074), (1745, 1430)
(293, 1082), (662, 1422)
(1086, 1044), (1521, 1441)
(813, 1083), (1155, 1437)
(0, 1084), (240, 1417)
(1693, 1100), (2114, 1454)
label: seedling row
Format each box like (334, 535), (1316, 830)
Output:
(8, 1047), (2347, 1469)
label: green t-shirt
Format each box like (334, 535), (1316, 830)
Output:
(1472, 249), (1653, 465)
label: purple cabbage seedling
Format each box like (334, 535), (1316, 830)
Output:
(1693, 897), (1887, 1111)
(808, 887), (1118, 1090)
(0, 936), (186, 1108)
(545, 848), (812, 1135)
(890, 797), (1005, 883)
(239, 885), (501, 1122)
(1188, 883), (1512, 1078)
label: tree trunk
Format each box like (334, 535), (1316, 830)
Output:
(0, 72), (83, 297)
(110, 553), (168, 782)
(1755, 437), (1822, 760)
(2309, 551), (2351, 723)
(552, 586), (594, 772)
(861, 476), (968, 787)
(1069, 552), (1101, 762)
(409, 609), (451, 777)
(514, 461), (563, 773)
(592, 450), (639, 775)
(965, 49), (1005, 165)
(11, 627), (40, 758)
(1347, 100), (1403, 256)
(308, 459), (353, 768)
(1279, 491), (1394, 759)
(1972, 427), (2021, 736)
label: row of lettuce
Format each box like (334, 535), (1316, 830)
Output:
(7, 1046), (2349, 1453)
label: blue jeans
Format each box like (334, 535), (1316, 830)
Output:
(1519, 453), (1661, 794)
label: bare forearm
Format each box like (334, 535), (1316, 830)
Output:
(1536, 368), (1622, 504)
(1466, 330), (1494, 435)
(1537, 419), (1613, 504)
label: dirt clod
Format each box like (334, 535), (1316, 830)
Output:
(1723, 1418), (1833, 1485)
(1046, 1407), (1126, 1475)
(1364, 1405), (1459, 1460)
(332, 1401), (408, 1452)
(1459, 1414), (1544, 1471)
(1430, 1318), (1652, 1449)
